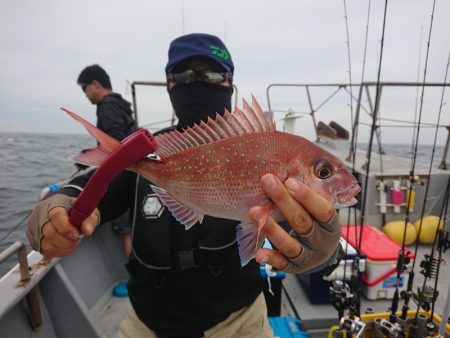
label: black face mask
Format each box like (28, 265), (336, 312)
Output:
(169, 82), (233, 130)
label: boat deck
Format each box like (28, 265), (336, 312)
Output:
(95, 295), (130, 338)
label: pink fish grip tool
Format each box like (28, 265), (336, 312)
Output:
(69, 129), (157, 228)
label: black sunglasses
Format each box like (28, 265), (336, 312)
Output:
(80, 82), (90, 92)
(167, 69), (232, 85)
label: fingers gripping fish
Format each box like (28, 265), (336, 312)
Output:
(61, 96), (360, 267)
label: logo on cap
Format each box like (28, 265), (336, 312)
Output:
(209, 45), (229, 60)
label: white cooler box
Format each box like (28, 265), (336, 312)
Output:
(342, 225), (414, 300)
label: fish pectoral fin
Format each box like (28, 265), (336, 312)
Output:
(151, 185), (204, 230)
(257, 202), (273, 230)
(236, 222), (265, 267)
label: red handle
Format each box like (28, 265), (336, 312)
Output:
(69, 129), (157, 227)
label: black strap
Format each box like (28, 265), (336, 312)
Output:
(173, 249), (200, 271)
(127, 245), (238, 278)
(173, 244), (238, 272)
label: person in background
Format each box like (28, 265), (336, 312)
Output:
(27, 33), (342, 338)
(77, 65), (136, 294)
(77, 64), (136, 142)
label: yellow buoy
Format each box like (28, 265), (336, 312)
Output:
(383, 221), (417, 245)
(413, 215), (444, 244)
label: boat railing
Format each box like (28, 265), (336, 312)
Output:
(130, 80), (239, 130)
(0, 241), (42, 329)
(266, 82), (450, 170)
(130, 81), (167, 129)
(0, 241), (30, 282)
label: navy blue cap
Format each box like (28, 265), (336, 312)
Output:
(165, 33), (234, 74)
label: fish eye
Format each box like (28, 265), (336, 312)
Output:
(315, 162), (333, 179)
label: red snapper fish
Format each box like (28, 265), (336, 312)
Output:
(62, 96), (360, 266)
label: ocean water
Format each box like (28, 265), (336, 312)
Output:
(0, 131), (449, 275)
(0, 132), (93, 274)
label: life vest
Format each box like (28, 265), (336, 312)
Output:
(130, 174), (240, 271)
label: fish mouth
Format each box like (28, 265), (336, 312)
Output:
(333, 184), (361, 209)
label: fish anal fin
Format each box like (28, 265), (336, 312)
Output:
(151, 185), (204, 230)
(236, 222), (265, 267)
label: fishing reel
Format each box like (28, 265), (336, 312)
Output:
(419, 285), (439, 312)
(397, 249), (411, 274)
(374, 318), (405, 338)
(330, 280), (357, 319)
(330, 280), (351, 310)
(339, 316), (366, 338)
(438, 229), (450, 252)
(410, 285), (439, 312)
(416, 254), (440, 312)
(420, 254), (439, 279)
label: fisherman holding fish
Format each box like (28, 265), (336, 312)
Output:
(27, 33), (359, 338)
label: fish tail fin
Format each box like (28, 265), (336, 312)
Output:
(61, 107), (121, 167)
(236, 222), (265, 267)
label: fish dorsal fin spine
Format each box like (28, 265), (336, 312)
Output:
(215, 111), (238, 137)
(155, 96), (275, 158)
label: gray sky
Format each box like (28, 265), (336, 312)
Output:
(1, 0), (449, 145)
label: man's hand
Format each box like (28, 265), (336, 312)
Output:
(250, 174), (341, 274)
(26, 194), (100, 259)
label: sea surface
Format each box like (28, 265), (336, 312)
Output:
(0, 132), (93, 274)
(0, 131), (449, 275)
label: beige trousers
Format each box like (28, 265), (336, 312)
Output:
(117, 292), (274, 338)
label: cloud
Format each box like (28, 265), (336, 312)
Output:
(0, 0), (449, 144)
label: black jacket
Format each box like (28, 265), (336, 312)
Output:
(96, 93), (136, 141)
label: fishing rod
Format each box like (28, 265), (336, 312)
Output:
(417, 178), (450, 326)
(343, 0), (354, 128)
(347, 0), (371, 163)
(345, 0), (373, 321)
(350, 0), (389, 323)
(437, 182), (450, 337)
(411, 26), (424, 170)
(330, 0), (359, 328)
(343, 0), (373, 315)
(356, 0), (388, 239)
(332, 1), (373, 331)
(407, 50), (450, 327)
(341, 0), (353, 256)
(404, 177), (450, 337)
(394, 0), (438, 324)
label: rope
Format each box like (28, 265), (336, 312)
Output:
(0, 168), (82, 246)
(0, 211), (32, 245)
